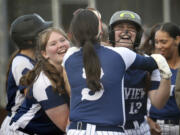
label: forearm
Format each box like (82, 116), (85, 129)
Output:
(149, 78), (170, 109)
(46, 104), (69, 131)
(147, 116), (161, 134)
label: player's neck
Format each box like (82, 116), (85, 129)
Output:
(167, 54), (180, 69)
(20, 49), (35, 60)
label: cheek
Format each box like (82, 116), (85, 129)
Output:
(164, 43), (173, 50)
(50, 46), (57, 52)
(132, 34), (137, 40)
(114, 32), (120, 39)
(65, 42), (70, 48)
(163, 45), (174, 57)
(47, 47), (57, 56)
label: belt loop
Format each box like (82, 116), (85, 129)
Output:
(157, 120), (164, 124)
(86, 123), (96, 135)
(133, 121), (140, 129)
(77, 121), (83, 130)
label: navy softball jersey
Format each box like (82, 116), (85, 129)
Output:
(149, 68), (180, 120)
(6, 54), (35, 115)
(62, 44), (158, 127)
(10, 71), (67, 135)
(124, 68), (160, 122)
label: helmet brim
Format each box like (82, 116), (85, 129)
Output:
(41, 21), (53, 31)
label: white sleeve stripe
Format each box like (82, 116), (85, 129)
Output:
(106, 47), (136, 70)
(151, 69), (161, 81)
(62, 47), (80, 67)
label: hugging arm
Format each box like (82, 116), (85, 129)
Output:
(45, 104), (69, 131)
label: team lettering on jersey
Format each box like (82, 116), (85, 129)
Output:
(124, 87), (145, 114)
(81, 68), (104, 101)
(124, 87), (145, 100)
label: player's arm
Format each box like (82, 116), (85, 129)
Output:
(45, 104), (69, 132)
(115, 47), (158, 71)
(147, 116), (161, 135)
(148, 69), (171, 109)
(148, 79), (170, 109)
(33, 78), (70, 132)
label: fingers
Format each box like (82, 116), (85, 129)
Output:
(151, 54), (172, 79)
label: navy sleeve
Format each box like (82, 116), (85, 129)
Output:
(130, 54), (158, 72)
(39, 86), (67, 110)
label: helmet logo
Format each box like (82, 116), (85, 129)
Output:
(120, 12), (135, 19)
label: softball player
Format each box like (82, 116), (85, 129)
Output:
(63, 9), (171, 135)
(148, 22), (180, 135)
(9, 27), (70, 135)
(0, 14), (52, 135)
(108, 10), (171, 135)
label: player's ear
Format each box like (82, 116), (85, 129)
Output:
(41, 50), (49, 59)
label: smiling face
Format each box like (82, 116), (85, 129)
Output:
(114, 22), (137, 49)
(154, 30), (179, 60)
(42, 31), (70, 67)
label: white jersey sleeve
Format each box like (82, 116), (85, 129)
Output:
(12, 56), (34, 85)
(62, 47), (80, 67)
(33, 72), (67, 110)
(151, 69), (161, 81)
(107, 47), (137, 70)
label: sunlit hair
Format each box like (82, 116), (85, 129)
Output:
(20, 27), (69, 94)
(70, 9), (102, 92)
(101, 22), (109, 43)
(86, 7), (101, 20)
(72, 7), (102, 41)
(86, 7), (102, 38)
(73, 7), (101, 19)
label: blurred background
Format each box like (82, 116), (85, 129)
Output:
(0, 0), (180, 124)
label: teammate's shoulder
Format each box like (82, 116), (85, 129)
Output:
(34, 71), (51, 87)
(63, 46), (80, 63)
(33, 72), (51, 101)
(111, 47), (134, 55)
(12, 54), (34, 67)
(103, 46), (129, 52)
(13, 54), (32, 63)
(66, 46), (80, 56)
(68, 46), (80, 51)
(144, 54), (150, 57)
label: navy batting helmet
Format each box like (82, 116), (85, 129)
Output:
(10, 13), (52, 49)
(109, 10), (143, 48)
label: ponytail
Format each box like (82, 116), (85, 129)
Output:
(82, 40), (102, 91)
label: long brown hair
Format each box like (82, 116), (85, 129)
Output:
(20, 27), (69, 94)
(140, 23), (162, 55)
(70, 9), (102, 92)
